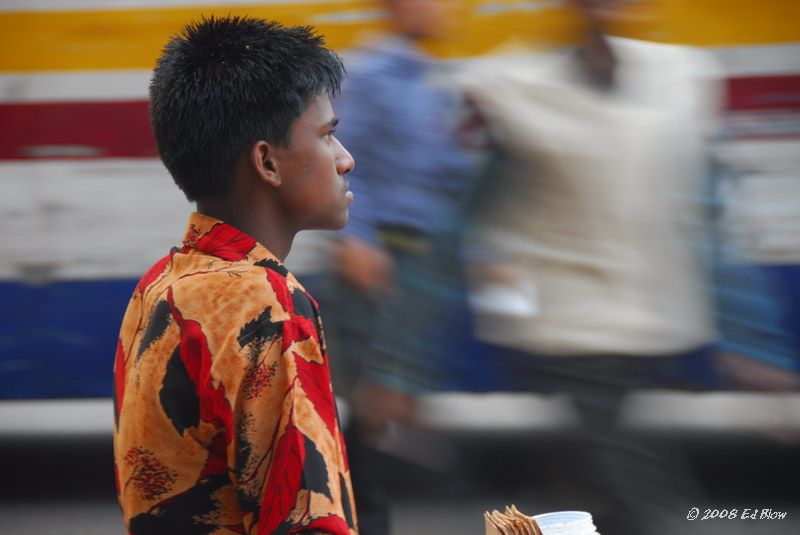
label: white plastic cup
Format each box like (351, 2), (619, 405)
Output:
(532, 511), (599, 535)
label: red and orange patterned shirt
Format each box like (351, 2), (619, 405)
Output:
(113, 212), (357, 535)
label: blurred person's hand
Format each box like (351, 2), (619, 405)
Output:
(456, 94), (492, 150)
(466, 260), (523, 286)
(715, 351), (800, 392)
(352, 380), (415, 439)
(332, 237), (394, 294)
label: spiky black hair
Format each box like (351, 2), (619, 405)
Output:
(149, 15), (346, 202)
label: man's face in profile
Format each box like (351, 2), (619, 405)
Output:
(271, 94), (355, 231)
(388, 0), (456, 39)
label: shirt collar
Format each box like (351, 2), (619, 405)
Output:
(181, 212), (284, 268)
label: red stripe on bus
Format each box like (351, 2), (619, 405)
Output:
(728, 75), (800, 111)
(0, 100), (156, 160)
(2, 77), (799, 160)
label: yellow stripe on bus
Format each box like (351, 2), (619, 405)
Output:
(609, 0), (800, 47)
(0, 1), (385, 72)
(1, 0), (798, 72)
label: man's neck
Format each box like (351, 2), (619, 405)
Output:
(577, 25), (616, 91)
(195, 201), (295, 261)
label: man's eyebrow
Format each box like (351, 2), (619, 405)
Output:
(323, 117), (339, 129)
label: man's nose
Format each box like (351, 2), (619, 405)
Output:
(336, 139), (355, 175)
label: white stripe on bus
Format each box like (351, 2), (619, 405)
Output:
(0, 70), (152, 104)
(712, 42), (800, 77)
(0, 158), (190, 281)
(0, 158), (334, 281)
(1, 43), (798, 104)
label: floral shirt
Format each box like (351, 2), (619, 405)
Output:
(113, 212), (357, 535)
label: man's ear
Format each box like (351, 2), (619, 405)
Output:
(250, 140), (282, 188)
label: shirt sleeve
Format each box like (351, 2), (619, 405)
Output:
(232, 313), (355, 535)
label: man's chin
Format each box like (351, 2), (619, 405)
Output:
(311, 210), (348, 231)
(332, 211), (349, 230)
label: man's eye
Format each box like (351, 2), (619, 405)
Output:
(326, 130), (336, 140)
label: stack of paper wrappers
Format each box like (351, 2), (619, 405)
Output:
(485, 505), (543, 535)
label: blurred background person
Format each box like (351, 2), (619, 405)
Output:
(314, 0), (478, 532)
(457, 1), (723, 532)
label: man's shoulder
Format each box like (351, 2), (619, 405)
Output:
(163, 261), (319, 355)
(134, 251), (176, 294)
(343, 43), (403, 81)
(168, 260), (297, 318)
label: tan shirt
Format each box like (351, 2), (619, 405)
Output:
(461, 38), (720, 355)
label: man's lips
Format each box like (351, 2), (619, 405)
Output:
(343, 178), (353, 203)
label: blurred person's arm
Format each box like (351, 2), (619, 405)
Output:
(331, 61), (394, 294)
(716, 351), (800, 392)
(461, 151), (540, 323)
(453, 79), (541, 314)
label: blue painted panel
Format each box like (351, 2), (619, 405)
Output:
(0, 279), (135, 399)
(2, 265), (798, 399)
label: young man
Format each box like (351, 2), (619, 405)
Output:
(113, 16), (357, 534)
